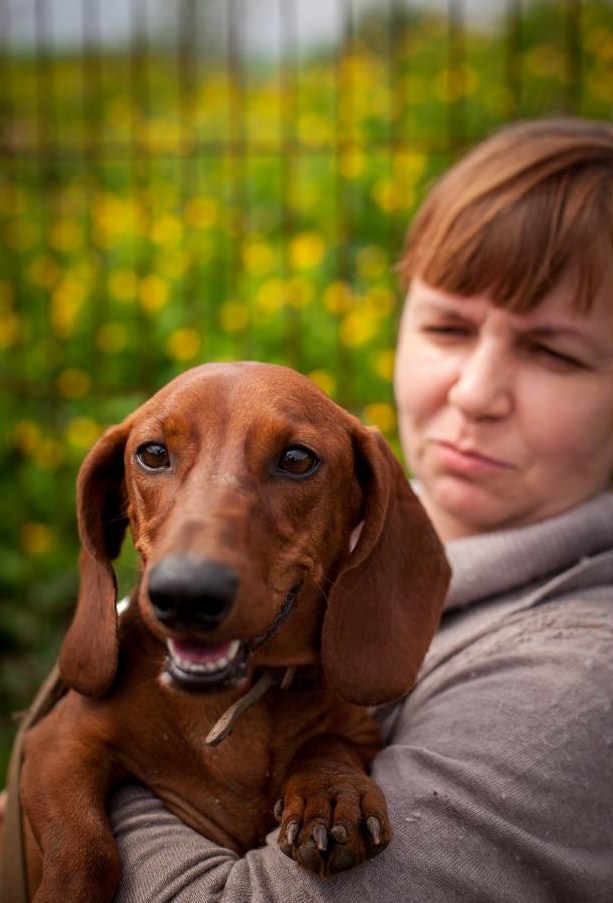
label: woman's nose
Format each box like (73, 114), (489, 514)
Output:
(448, 343), (513, 419)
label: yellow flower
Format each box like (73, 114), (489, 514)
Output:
(373, 349), (396, 382)
(256, 279), (286, 314)
(149, 118), (183, 153)
(524, 46), (564, 79)
(289, 232), (325, 270)
(242, 239), (276, 276)
(286, 277), (313, 309)
(57, 368), (91, 399)
(97, 322), (128, 354)
(357, 247), (388, 280)
(138, 275), (169, 313)
(166, 327), (201, 362)
(20, 522), (55, 555)
(159, 250), (189, 280)
(29, 255), (61, 289)
(586, 69), (613, 103)
(13, 420), (41, 454)
(49, 219), (83, 253)
(394, 150), (427, 182)
(371, 178), (397, 213)
(433, 65), (480, 102)
(298, 113), (333, 147)
(308, 370), (336, 396)
(219, 301), (249, 333)
(0, 312), (21, 349)
(109, 269), (138, 303)
(339, 309), (378, 348)
(365, 286), (395, 316)
(583, 25), (613, 57)
(324, 281), (354, 315)
(184, 198), (218, 230)
(362, 402), (396, 434)
(51, 276), (88, 338)
(339, 151), (364, 180)
(108, 96), (131, 129)
(32, 438), (64, 470)
(66, 417), (101, 450)
(151, 214), (183, 247)
(92, 195), (138, 249)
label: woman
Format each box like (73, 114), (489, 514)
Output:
(110, 118), (613, 902)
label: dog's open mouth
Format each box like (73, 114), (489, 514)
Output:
(165, 637), (249, 691)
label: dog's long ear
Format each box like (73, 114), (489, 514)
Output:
(58, 422), (130, 697)
(322, 427), (451, 706)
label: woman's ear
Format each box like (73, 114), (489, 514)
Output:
(58, 422), (131, 697)
(322, 428), (450, 705)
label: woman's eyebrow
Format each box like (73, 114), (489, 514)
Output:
(521, 322), (600, 341)
(416, 298), (475, 319)
(524, 324), (585, 340)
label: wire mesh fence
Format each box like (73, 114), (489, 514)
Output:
(0, 0), (611, 770)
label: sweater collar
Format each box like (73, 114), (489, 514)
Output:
(443, 490), (613, 611)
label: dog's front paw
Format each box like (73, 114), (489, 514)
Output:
(275, 772), (391, 877)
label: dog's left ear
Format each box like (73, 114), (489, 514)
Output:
(322, 427), (451, 705)
(58, 422), (130, 698)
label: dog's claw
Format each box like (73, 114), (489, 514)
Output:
(330, 824), (347, 844)
(286, 820), (300, 845)
(366, 815), (382, 846)
(273, 799), (284, 822)
(313, 824), (328, 851)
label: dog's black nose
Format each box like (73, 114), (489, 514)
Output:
(148, 555), (238, 631)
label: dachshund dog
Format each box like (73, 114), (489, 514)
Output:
(10, 362), (450, 902)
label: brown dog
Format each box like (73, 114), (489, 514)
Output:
(11, 362), (449, 902)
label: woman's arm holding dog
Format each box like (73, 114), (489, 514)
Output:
(110, 594), (613, 903)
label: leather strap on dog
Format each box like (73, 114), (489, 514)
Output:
(205, 667), (296, 746)
(1, 663), (66, 903)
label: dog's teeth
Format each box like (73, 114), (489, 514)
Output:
(167, 639), (241, 674)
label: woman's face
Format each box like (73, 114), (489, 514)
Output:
(394, 274), (613, 540)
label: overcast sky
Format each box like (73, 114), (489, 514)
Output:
(3, 0), (506, 52)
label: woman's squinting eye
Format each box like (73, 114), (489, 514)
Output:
(529, 342), (583, 370)
(136, 443), (171, 470)
(422, 319), (473, 339)
(276, 445), (320, 478)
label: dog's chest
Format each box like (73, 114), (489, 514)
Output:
(121, 682), (333, 851)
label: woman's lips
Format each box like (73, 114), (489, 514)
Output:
(433, 440), (514, 474)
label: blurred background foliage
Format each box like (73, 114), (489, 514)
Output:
(0, 0), (611, 777)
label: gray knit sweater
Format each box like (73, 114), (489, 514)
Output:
(111, 490), (613, 902)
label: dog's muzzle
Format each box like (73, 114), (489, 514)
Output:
(148, 555), (238, 632)
(147, 554), (246, 690)
(148, 555), (301, 694)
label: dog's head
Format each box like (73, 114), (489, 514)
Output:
(59, 362), (450, 706)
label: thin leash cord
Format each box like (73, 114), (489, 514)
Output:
(1, 664), (66, 903)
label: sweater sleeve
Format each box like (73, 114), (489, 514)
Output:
(110, 592), (613, 903)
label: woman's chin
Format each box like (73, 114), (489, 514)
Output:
(422, 478), (521, 539)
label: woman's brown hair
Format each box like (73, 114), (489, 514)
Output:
(399, 117), (613, 312)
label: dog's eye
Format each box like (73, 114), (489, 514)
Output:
(136, 443), (171, 471)
(277, 445), (320, 478)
